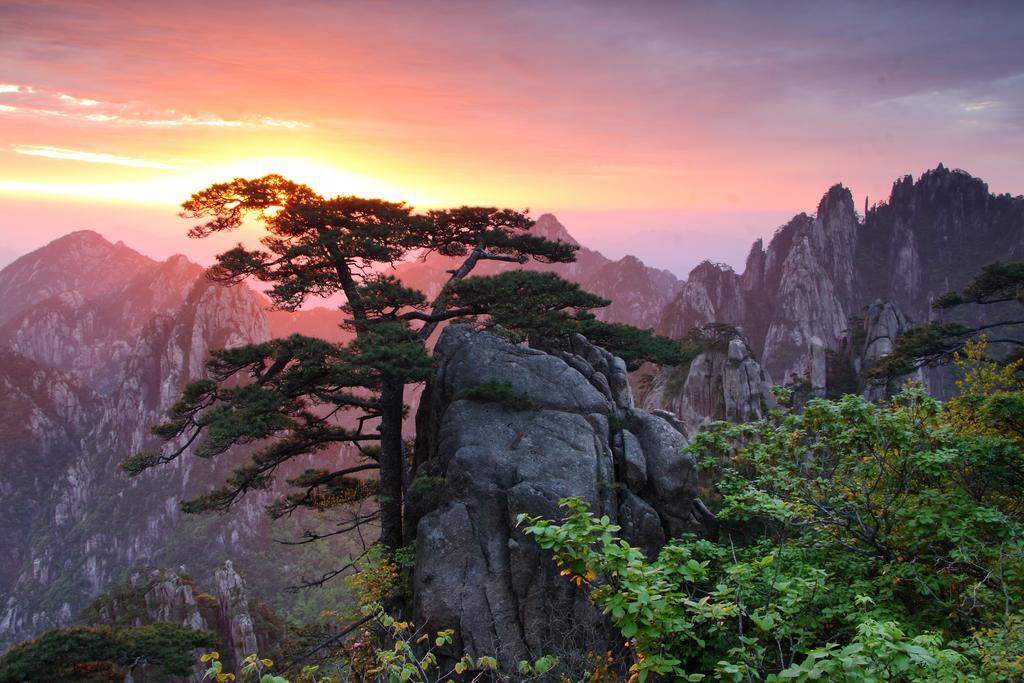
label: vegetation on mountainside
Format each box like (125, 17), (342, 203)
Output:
(866, 261), (1024, 384)
(522, 348), (1024, 681)
(0, 623), (215, 682)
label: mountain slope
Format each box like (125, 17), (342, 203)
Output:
(0, 231), (155, 327)
(0, 235), (353, 651)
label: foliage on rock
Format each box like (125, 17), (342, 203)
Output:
(866, 260), (1024, 384)
(462, 380), (535, 412)
(522, 356), (1024, 680)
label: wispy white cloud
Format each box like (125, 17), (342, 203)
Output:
(0, 84), (309, 129)
(963, 100), (999, 112)
(13, 144), (187, 170)
(57, 93), (100, 106)
(0, 84), (36, 95)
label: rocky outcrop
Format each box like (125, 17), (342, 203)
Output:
(410, 327), (712, 667)
(656, 187), (859, 386)
(85, 563), (281, 680)
(213, 561), (260, 665)
(0, 254), (204, 390)
(858, 166), (1024, 314)
(640, 334), (775, 435)
(856, 301), (913, 401)
(825, 300), (920, 401)
(658, 261), (745, 341)
(142, 572), (209, 632)
(857, 302), (909, 370)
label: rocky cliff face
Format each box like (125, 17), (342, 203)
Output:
(86, 561), (282, 680)
(0, 352), (93, 597)
(409, 327), (713, 667)
(821, 299), (928, 402)
(0, 254), (204, 391)
(858, 166), (1024, 314)
(639, 334), (776, 436)
(0, 233), (340, 652)
(655, 166), (1024, 398)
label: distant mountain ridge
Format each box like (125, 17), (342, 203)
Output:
(0, 233), (362, 652)
(654, 165), (1024, 395)
(0, 230), (156, 328)
(393, 213), (682, 329)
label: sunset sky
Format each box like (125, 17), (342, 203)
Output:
(1, 0), (1022, 274)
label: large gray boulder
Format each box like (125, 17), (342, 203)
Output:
(858, 300), (908, 370)
(844, 300), (922, 400)
(410, 327), (712, 667)
(639, 334), (775, 436)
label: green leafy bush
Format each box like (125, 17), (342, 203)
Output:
(521, 379), (1024, 681)
(0, 623), (215, 682)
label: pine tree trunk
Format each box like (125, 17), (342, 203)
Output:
(378, 376), (406, 550)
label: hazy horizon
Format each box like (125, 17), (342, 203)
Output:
(0, 165), (1000, 278)
(0, 194), (801, 277)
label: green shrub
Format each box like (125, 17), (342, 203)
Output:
(521, 381), (1024, 681)
(0, 624), (215, 682)
(462, 380), (534, 411)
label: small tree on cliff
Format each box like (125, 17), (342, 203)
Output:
(123, 175), (689, 554)
(865, 261), (1024, 385)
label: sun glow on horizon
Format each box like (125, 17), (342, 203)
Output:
(0, 155), (437, 209)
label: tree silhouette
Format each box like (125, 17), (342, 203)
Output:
(124, 175), (689, 555)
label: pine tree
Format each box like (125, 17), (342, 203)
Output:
(123, 175), (690, 553)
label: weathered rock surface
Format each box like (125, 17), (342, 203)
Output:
(829, 300), (921, 401)
(410, 327), (712, 667)
(214, 561), (261, 666)
(857, 301), (909, 370)
(639, 334), (775, 436)
(87, 562), (280, 680)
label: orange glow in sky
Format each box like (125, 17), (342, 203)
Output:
(1, 1), (1021, 274)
